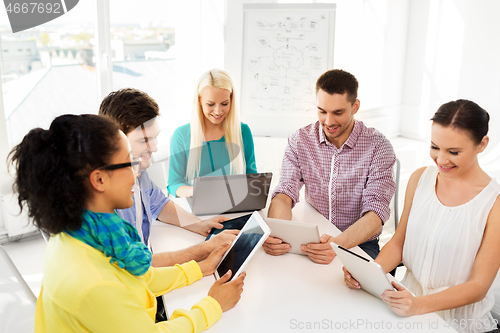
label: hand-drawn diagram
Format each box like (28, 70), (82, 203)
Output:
(242, 8), (334, 116)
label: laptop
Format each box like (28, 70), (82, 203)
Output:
(186, 172), (272, 215)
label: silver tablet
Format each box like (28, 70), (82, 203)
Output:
(264, 217), (321, 255)
(332, 244), (394, 299)
(214, 211), (271, 281)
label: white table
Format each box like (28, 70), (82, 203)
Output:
(150, 201), (455, 332)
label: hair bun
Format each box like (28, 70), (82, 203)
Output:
(8, 114), (121, 235)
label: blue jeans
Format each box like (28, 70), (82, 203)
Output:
(358, 239), (380, 260)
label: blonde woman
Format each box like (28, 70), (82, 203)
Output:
(168, 69), (257, 197)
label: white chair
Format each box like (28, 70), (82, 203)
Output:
(393, 157), (401, 229)
(0, 245), (37, 333)
(389, 158), (403, 276)
(40, 230), (50, 243)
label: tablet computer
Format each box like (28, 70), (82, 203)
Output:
(332, 244), (394, 299)
(264, 218), (320, 255)
(205, 214), (252, 241)
(215, 211), (270, 281)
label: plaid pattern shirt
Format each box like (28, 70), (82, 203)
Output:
(272, 120), (396, 240)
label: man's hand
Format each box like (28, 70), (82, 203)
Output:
(300, 234), (336, 264)
(262, 236), (291, 256)
(184, 216), (229, 236)
(207, 230), (239, 250)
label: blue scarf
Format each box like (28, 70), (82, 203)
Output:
(66, 210), (152, 276)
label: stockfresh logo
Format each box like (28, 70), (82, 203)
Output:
(4, 0), (79, 33)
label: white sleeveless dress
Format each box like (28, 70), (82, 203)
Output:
(402, 166), (500, 333)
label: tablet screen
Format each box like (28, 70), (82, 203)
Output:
(216, 214), (266, 280)
(205, 214), (252, 241)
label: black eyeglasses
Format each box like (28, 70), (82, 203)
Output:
(97, 157), (142, 175)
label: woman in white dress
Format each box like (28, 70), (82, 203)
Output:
(344, 99), (500, 333)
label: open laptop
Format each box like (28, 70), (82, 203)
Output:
(332, 244), (395, 299)
(187, 172), (272, 215)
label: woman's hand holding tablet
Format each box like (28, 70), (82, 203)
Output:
(198, 242), (233, 276)
(208, 271), (247, 312)
(214, 211), (270, 281)
(333, 244), (396, 300)
(343, 266), (361, 289)
(199, 239), (247, 312)
(380, 281), (418, 316)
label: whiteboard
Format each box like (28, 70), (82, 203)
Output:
(241, 3), (336, 137)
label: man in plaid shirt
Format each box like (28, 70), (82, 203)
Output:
(264, 69), (396, 264)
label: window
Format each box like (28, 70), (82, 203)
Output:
(0, 1), (97, 146)
(109, 0), (176, 150)
(0, 0), (221, 150)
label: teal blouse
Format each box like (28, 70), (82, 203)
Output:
(167, 123), (257, 196)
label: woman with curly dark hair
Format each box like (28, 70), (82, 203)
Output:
(9, 114), (245, 332)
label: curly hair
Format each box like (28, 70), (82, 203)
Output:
(7, 114), (120, 235)
(98, 88), (160, 134)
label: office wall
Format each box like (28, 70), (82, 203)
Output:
(226, 0), (500, 170)
(171, 0), (225, 134)
(226, 0), (410, 139)
(0, 0), (228, 236)
(1, 0), (500, 233)
(400, 0), (500, 164)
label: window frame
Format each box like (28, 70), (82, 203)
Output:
(0, 0), (114, 171)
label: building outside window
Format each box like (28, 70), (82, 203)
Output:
(0, 0), (177, 148)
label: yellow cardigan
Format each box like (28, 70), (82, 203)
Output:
(35, 232), (222, 332)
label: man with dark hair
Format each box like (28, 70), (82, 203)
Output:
(264, 69), (396, 263)
(99, 88), (161, 134)
(99, 88), (234, 268)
